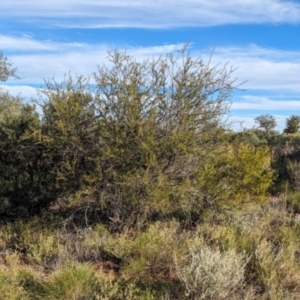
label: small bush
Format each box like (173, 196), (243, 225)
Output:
(176, 245), (248, 299)
(0, 254), (40, 300)
(287, 191), (300, 213)
(103, 221), (186, 285)
(39, 263), (97, 299)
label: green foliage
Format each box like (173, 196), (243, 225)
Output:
(254, 237), (300, 299)
(0, 94), (58, 216)
(270, 134), (300, 192)
(39, 263), (97, 299)
(0, 90), (23, 119)
(0, 49), (276, 223)
(254, 114), (277, 133)
(40, 264), (164, 300)
(0, 215), (63, 268)
(40, 76), (99, 199)
(88, 49), (236, 224)
(284, 115), (300, 134)
(0, 45), (299, 299)
(225, 144), (273, 197)
(229, 129), (267, 147)
(1, 198), (300, 299)
(197, 143), (273, 208)
(35, 48), (242, 226)
(255, 114), (277, 134)
(0, 52), (18, 82)
(286, 191), (300, 213)
(103, 221), (186, 284)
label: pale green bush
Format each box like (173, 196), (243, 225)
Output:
(176, 245), (248, 299)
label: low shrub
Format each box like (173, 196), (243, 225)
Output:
(176, 245), (248, 299)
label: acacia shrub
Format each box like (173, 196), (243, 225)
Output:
(39, 49), (274, 226)
(197, 143), (273, 208)
(40, 76), (99, 201)
(0, 53), (61, 216)
(0, 93), (58, 216)
(88, 49), (237, 225)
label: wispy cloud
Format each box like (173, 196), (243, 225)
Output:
(2, 35), (299, 132)
(207, 45), (300, 91)
(232, 95), (300, 110)
(3, 36), (299, 94)
(0, 85), (39, 99)
(3, 40), (187, 84)
(0, 35), (93, 52)
(0, 0), (300, 28)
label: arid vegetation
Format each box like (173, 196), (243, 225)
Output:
(1, 49), (300, 299)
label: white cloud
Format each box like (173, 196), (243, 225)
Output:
(204, 45), (300, 92)
(0, 85), (39, 99)
(4, 42), (187, 84)
(0, 0), (299, 28)
(0, 35), (56, 52)
(0, 35), (92, 52)
(232, 95), (300, 110)
(2, 36), (300, 94)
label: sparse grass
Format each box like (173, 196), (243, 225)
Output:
(1, 197), (300, 299)
(38, 263), (97, 299)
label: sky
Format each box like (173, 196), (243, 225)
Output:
(1, 0), (300, 131)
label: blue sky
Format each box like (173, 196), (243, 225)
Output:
(1, 0), (300, 131)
